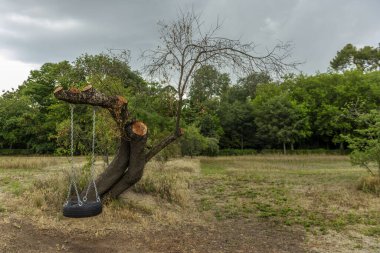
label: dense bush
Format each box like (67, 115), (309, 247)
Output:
(180, 125), (220, 157)
(201, 137), (219, 156)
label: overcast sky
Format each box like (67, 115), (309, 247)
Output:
(0, 0), (379, 92)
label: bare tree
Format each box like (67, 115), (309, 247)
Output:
(54, 11), (298, 199)
(143, 12), (297, 156)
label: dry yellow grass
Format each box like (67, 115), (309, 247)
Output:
(132, 158), (199, 206)
(0, 157), (201, 235)
(1, 154), (379, 252)
(0, 156), (68, 170)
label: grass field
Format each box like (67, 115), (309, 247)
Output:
(0, 155), (379, 252)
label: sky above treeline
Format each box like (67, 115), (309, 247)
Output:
(0, 0), (379, 93)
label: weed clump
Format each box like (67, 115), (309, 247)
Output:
(132, 173), (190, 206)
(28, 174), (68, 212)
(131, 159), (197, 206)
(357, 176), (380, 195)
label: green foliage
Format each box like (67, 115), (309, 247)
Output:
(197, 113), (223, 139)
(252, 84), (311, 151)
(189, 65), (230, 108)
(180, 125), (206, 157)
(0, 92), (39, 150)
(0, 52), (149, 155)
(154, 141), (181, 162)
(330, 43), (380, 72)
(202, 137), (219, 156)
(218, 100), (255, 149)
(1, 49), (380, 156)
(226, 72), (271, 102)
(284, 70), (380, 149)
(180, 125), (219, 157)
(343, 110), (380, 175)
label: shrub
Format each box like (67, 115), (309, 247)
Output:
(180, 125), (220, 157)
(202, 137), (219, 156)
(343, 110), (380, 175)
(180, 125), (205, 157)
(155, 142), (181, 162)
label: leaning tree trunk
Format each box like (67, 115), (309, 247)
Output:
(53, 85), (183, 199)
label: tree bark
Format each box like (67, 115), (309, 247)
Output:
(54, 85), (183, 199)
(339, 142), (344, 154)
(95, 136), (130, 196)
(283, 142), (287, 155)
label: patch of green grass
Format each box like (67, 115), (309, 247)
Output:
(0, 174), (26, 195)
(199, 198), (213, 211)
(0, 176), (12, 185)
(364, 226), (380, 236)
(0, 204), (5, 213)
(201, 161), (226, 176)
(196, 155), (380, 235)
(5, 181), (25, 196)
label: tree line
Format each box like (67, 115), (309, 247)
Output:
(0, 43), (379, 159)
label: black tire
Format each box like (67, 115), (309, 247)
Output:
(63, 200), (102, 218)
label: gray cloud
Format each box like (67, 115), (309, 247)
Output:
(0, 0), (379, 74)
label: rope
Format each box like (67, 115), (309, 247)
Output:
(64, 104), (82, 206)
(84, 107), (101, 203)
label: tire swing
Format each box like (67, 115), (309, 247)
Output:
(63, 104), (102, 218)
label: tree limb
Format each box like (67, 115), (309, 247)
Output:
(145, 129), (183, 162)
(54, 85), (129, 129)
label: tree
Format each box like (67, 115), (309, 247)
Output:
(284, 71), (380, 149)
(343, 110), (380, 176)
(189, 65), (230, 107)
(0, 92), (38, 150)
(330, 43), (380, 72)
(232, 72), (271, 102)
(143, 11), (297, 137)
(187, 65), (227, 141)
(252, 85), (310, 153)
(53, 11), (297, 199)
(218, 100), (255, 149)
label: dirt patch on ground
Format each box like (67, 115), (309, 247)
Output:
(0, 215), (305, 253)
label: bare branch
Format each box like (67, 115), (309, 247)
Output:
(142, 10), (299, 159)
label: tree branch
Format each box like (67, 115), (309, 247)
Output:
(145, 129), (184, 162)
(54, 85), (129, 128)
